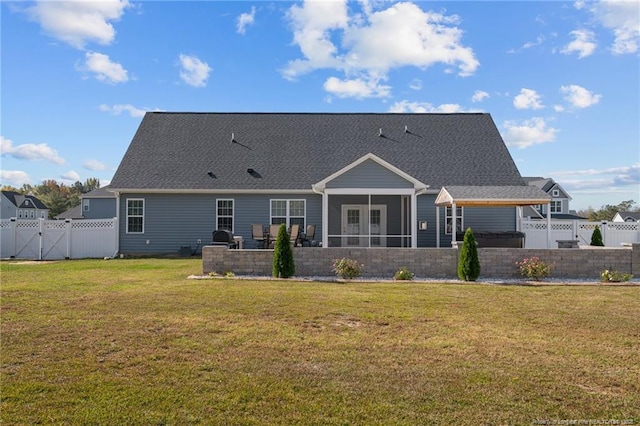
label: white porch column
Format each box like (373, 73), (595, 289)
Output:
(322, 191), (329, 248)
(451, 202), (458, 248)
(436, 207), (440, 248)
(411, 192), (418, 248)
(546, 203), (552, 248)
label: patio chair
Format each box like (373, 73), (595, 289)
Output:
(268, 224), (281, 248)
(299, 224), (316, 246)
(289, 224), (300, 246)
(252, 224), (267, 249)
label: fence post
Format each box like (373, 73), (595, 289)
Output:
(38, 217), (44, 260)
(65, 219), (72, 259)
(10, 217), (17, 258)
(601, 221), (608, 246)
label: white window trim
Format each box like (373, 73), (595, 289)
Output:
(270, 199), (306, 228)
(552, 189), (560, 197)
(126, 198), (145, 234)
(550, 200), (562, 213)
(445, 206), (464, 235)
(83, 199), (90, 212)
(216, 198), (234, 232)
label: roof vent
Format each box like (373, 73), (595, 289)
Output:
(207, 171), (216, 178)
(231, 132), (236, 143)
(247, 168), (254, 174)
(404, 125), (409, 133)
(378, 128), (384, 137)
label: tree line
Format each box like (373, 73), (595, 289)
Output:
(1, 178), (101, 219)
(575, 200), (639, 222)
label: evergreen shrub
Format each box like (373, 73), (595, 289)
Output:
(457, 227), (480, 281)
(272, 223), (295, 278)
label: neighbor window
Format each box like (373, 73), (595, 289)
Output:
(126, 199), (144, 233)
(552, 189), (560, 197)
(445, 206), (463, 235)
(271, 199), (305, 228)
(550, 200), (562, 213)
(216, 199), (234, 231)
(83, 199), (90, 212)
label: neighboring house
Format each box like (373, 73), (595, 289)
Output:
(55, 186), (117, 220)
(522, 177), (585, 220)
(612, 211), (640, 222)
(0, 190), (49, 220)
(109, 112), (550, 254)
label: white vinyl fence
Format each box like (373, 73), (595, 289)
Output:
(1, 218), (118, 260)
(521, 219), (640, 248)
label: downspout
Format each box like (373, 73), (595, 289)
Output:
(311, 185), (327, 248)
(114, 192), (121, 256)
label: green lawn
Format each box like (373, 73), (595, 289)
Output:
(1, 258), (639, 425)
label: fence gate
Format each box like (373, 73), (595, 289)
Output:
(0, 218), (118, 260)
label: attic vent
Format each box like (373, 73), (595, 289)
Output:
(207, 171), (216, 178)
(247, 168), (254, 174)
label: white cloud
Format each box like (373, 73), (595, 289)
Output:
(502, 117), (558, 148)
(508, 35), (545, 53)
(589, 0), (640, 54)
(79, 52), (128, 84)
(388, 100), (464, 113)
(82, 159), (107, 171)
(98, 103), (159, 118)
(409, 78), (422, 91)
(323, 75), (391, 98)
(561, 29), (597, 58)
(0, 170), (31, 187)
(61, 170), (81, 182)
(0, 136), (65, 165)
(26, 0), (130, 49)
(471, 90), (489, 103)
(282, 1), (478, 98)
(237, 6), (256, 35)
(513, 88), (544, 110)
(178, 54), (211, 87)
(560, 84), (602, 108)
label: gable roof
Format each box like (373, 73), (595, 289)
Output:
(110, 112), (527, 192)
(313, 153), (427, 192)
(435, 185), (551, 206)
(616, 211), (640, 221)
(55, 204), (83, 220)
(1, 190), (48, 209)
(523, 177), (572, 200)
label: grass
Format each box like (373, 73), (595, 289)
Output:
(1, 258), (639, 425)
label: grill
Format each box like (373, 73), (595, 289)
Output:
(212, 229), (238, 248)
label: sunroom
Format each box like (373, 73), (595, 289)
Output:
(312, 153), (428, 248)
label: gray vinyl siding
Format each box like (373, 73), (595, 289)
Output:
(118, 193), (322, 254)
(83, 198), (116, 219)
(0, 195), (16, 219)
(326, 160), (414, 189)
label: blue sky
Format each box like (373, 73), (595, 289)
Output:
(1, 0), (638, 211)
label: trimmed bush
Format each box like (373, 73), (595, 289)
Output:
(272, 223), (295, 278)
(332, 258), (363, 280)
(393, 267), (414, 281)
(590, 225), (604, 246)
(457, 228), (480, 281)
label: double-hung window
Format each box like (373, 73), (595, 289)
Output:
(83, 199), (90, 212)
(271, 199), (305, 228)
(216, 199), (234, 231)
(550, 200), (562, 213)
(126, 199), (144, 233)
(445, 206), (463, 235)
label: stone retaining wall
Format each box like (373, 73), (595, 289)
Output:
(203, 244), (639, 280)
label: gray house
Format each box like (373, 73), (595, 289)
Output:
(0, 190), (49, 220)
(522, 177), (585, 220)
(109, 112), (550, 254)
(55, 186), (116, 220)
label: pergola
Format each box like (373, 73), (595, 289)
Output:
(435, 185), (553, 248)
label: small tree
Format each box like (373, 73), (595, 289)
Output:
(590, 225), (604, 246)
(457, 227), (480, 281)
(272, 223), (295, 278)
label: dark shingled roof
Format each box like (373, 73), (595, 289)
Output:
(1, 190), (48, 209)
(110, 112), (527, 191)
